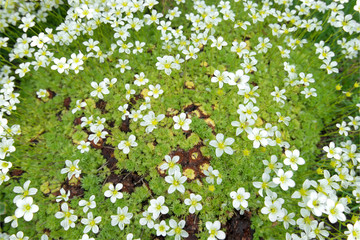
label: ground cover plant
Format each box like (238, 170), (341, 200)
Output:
(0, 0), (359, 239)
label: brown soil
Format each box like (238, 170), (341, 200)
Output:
(226, 211), (253, 240)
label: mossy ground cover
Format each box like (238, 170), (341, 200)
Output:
(0, 0), (359, 239)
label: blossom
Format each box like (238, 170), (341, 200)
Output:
(283, 149), (305, 171)
(4, 215), (18, 228)
(111, 206), (133, 230)
(79, 195), (96, 213)
(148, 84), (163, 98)
(51, 57), (69, 74)
(205, 221), (225, 240)
(273, 169), (295, 191)
(209, 133), (234, 157)
(253, 172), (276, 197)
(165, 171), (187, 194)
(211, 70), (230, 88)
(140, 111), (165, 133)
(9, 231), (29, 240)
(77, 141), (90, 153)
(270, 87), (286, 104)
(230, 187), (250, 210)
(345, 221), (360, 240)
(90, 81), (109, 99)
(72, 100), (86, 114)
(81, 212), (101, 234)
(276, 112), (291, 126)
(168, 219), (189, 240)
(56, 188), (70, 202)
(247, 127), (268, 148)
(154, 220), (169, 237)
(184, 193), (202, 214)
(118, 135), (138, 154)
(160, 155), (180, 175)
(88, 124), (108, 144)
(134, 72), (149, 86)
(156, 55), (177, 75)
(326, 199), (346, 224)
(173, 113), (191, 131)
(60, 160), (81, 180)
(210, 36), (228, 50)
(15, 197), (39, 221)
(104, 183), (123, 203)
(13, 180), (37, 203)
(54, 203), (77, 230)
(139, 210), (155, 229)
(203, 166), (222, 185)
(261, 197), (284, 222)
(148, 196), (169, 219)
(125, 84), (135, 100)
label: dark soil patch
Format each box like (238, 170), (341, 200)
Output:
(184, 214), (199, 240)
(63, 97), (71, 110)
(10, 168), (24, 177)
(47, 89), (56, 99)
(57, 178), (85, 199)
(120, 117), (131, 133)
(96, 99), (107, 114)
(226, 211), (253, 240)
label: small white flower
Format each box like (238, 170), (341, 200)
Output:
(160, 155), (180, 175)
(154, 220), (169, 237)
(104, 183), (123, 203)
(209, 133), (234, 157)
(60, 160), (81, 180)
(283, 149), (305, 171)
(165, 171), (187, 194)
(230, 187), (250, 210)
(111, 206), (133, 230)
(118, 135), (138, 154)
(205, 221), (226, 240)
(77, 141), (90, 153)
(13, 180), (37, 203)
(168, 219), (189, 239)
(148, 196), (169, 219)
(81, 212), (101, 234)
(273, 169), (295, 191)
(72, 100), (87, 114)
(139, 210), (155, 229)
(15, 197), (39, 221)
(173, 113), (192, 131)
(148, 84), (164, 99)
(90, 81), (109, 99)
(79, 195), (96, 213)
(184, 193), (202, 214)
(56, 188), (70, 202)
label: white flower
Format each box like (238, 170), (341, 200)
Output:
(156, 55), (177, 75)
(345, 221), (360, 240)
(160, 155), (180, 175)
(79, 195), (96, 213)
(51, 57), (69, 74)
(139, 210), (155, 229)
(247, 127), (268, 148)
(252, 172), (276, 197)
(148, 196), (169, 219)
(111, 206), (133, 230)
(104, 183), (123, 203)
(115, 59), (131, 73)
(184, 193), (202, 214)
(80, 234), (95, 240)
(125, 84), (135, 100)
(148, 84), (164, 99)
(205, 221), (226, 240)
(81, 212), (101, 234)
(230, 187), (250, 210)
(203, 166), (222, 185)
(173, 113), (191, 131)
(54, 203), (77, 230)
(165, 171), (187, 194)
(168, 219), (189, 240)
(60, 160), (81, 180)
(270, 87), (286, 104)
(336, 121), (350, 136)
(326, 199), (346, 224)
(210, 36), (228, 50)
(77, 141), (90, 153)
(36, 89), (49, 98)
(10, 231), (29, 240)
(129, 110), (143, 122)
(140, 111), (165, 133)
(15, 197), (39, 221)
(283, 149), (305, 171)
(90, 81), (109, 99)
(118, 135), (138, 154)
(88, 125), (108, 144)
(209, 133), (234, 157)
(261, 197), (284, 222)
(4, 215), (18, 228)
(56, 188), (70, 202)
(273, 169), (295, 191)
(276, 112), (291, 126)
(13, 180), (37, 203)
(134, 72), (149, 86)
(154, 220), (169, 237)
(323, 142), (342, 159)
(72, 100), (86, 114)
(211, 70), (230, 89)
